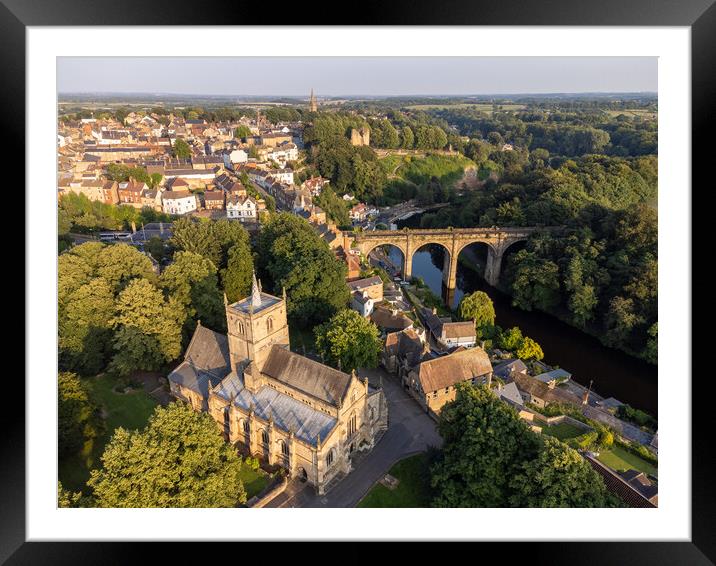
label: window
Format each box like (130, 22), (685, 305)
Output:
(266, 317), (274, 332)
(242, 420), (249, 434)
(348, 413), (357, 437)
(261, 429), (269, 445)
(326, 449), (334, 467)
(280, 440), (289, 457)
(236, 321), (244, 334)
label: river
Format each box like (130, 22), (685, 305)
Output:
(384, 243), (658, 416)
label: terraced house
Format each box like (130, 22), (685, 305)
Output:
(168, 274), (388, 494)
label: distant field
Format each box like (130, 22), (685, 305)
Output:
(603, 109), (657, 120)
(541, 422), (586, 441)
(379, 153), (476, 188)
(405, 103), (526, 112)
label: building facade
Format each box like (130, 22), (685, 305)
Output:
(168, 275), (388, 494)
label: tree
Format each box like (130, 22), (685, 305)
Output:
(59, 278), (115, 375)
(234, 125), (252, 139)
(400, 126), (414, 149)
(314, 309), (382, 371)
(109, 278), (186, 375)
(160, 251), (225, 334)
(515, 336), (544, 361)
(171, 217), (249, 270)
(96, 243), (156, 293)
(146, 236), (166, 263)
(508, 250), (561, 312)
(431, 384), (540, 507)
(499, 326), (524, 352)
(258, 213), (349, 325)
(88, 403), (247, 508)
(58, 372), (102, 457)
(508, 436), (618, 507)
(457, 291), (496, 338)
(172, 138), (192, 159)
(221, 240), (254, 303)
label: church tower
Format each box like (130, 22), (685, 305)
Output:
(309, 88), (318, 112)
(225, 272), (290, 374)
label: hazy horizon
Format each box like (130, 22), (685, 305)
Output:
(57, 57), (658, 97)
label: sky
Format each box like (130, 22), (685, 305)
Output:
(57, 57), (657, 97)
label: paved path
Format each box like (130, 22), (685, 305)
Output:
(266, 367), (442, 508)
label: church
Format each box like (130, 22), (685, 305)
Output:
(168, 274), (388, 494)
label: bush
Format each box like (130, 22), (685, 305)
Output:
(616, 404), (656, 430)
(568, 430), (598, 450)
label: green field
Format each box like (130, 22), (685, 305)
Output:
(603, 109), (657, 120)
(405, 103), (526, 113)
(541, 422), (587, 441)
(380, 154), (475, 188)
(597, 446), (658, 478)
(59, 374), (159, 493)
(358, 453), (432, 508)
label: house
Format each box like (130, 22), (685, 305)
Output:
(370, 306), (413, 334)
(617, 470), (658, 506)
(498, 381), (525, 408)
(512, 372), (583, 409)
(533, 368), (572, 386)
(347, 276), (383, 301)
(420, 307), (476, 350)
(583, 454), (657, 508)
(349, 203), (368, 222)
(117, 180), (148, 206)
(405, 347), (493, 416)
(226, 194), (258, 222)
(351, 291), (376, 318)
(382, 328), (425, 380)
(492, 358), (528, 381)
(203, 190), (225, 210)
(162, 190), (198, 215)
(302, 176), (329, 196)
(222, 148), (248, 169)
(168, 275), (388, 495)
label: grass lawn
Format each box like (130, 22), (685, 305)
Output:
(58, 374), (159, 494)
(541, 422), (586, 441)
(597, 446), (658, 478)
(358, 453), (431, 508)
(239, 466), (272, 500)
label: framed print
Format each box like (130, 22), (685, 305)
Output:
(6, 0), (711, 562)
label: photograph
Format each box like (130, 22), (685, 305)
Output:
(55, 55), (660, 510)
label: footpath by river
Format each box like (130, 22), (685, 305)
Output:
(385, 244), (658, 416)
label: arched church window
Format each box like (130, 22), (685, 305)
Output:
(326, 449), (334, 467)
(261, 429), (269, 445)
(236, 321), (244, 334)
(266, 317), (274, 332)
(280, 440), (289, 457)
(348, 413), (357, 436)
(242, 420), (249, 434)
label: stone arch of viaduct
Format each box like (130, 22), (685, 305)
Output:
(352, 227), (545, 290)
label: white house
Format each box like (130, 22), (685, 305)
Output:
(223, 149), (248, 170)
(226, 194), (258, 222)
(351, 291), (376, 318)
(162, 190), (198, 216)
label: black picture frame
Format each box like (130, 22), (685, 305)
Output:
(6, 0), (708, 562)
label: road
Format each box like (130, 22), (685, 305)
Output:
(265, 367), (442, 508)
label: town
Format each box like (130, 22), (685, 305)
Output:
(57, 84), (659, 509)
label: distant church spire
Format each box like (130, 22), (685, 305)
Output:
(251, 270), (262, 309)
(309, 88), (318, 112)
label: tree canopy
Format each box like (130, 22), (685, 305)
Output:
(88, 403), (247, 508)
(430, 384), (619, 507)
(258, 213), (349, 326)
(457, 291), (496, 338)
(314, 309), (383, 371)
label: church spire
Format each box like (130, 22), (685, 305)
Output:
(309, 88), (318, 112)
(251, 270), (262, 309)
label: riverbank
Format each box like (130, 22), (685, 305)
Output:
(456, 255), (655, 365)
